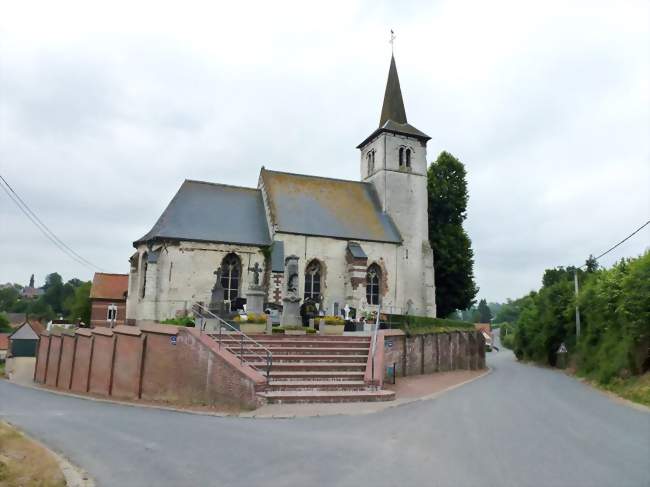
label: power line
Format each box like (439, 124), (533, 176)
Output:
(0, 173), (104, 272)
(579, 219), (650, 269)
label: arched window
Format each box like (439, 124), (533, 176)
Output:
(398, 147), (404, 167)
(366, 264), (381, 305)
(304, 260), (321, 301)
(140, 253), (148, 298)
(367, 150), (375, 175)
(405, 148), (411, 168)
(220, 253), (241, 301)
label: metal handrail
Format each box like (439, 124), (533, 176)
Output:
(370, 305), (381, 391)
(192, 303), (273, 382)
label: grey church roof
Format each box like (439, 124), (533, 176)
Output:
(134, 180), (272, 247)
(260, 169), (402, 244)
(357, 55), (430, 148)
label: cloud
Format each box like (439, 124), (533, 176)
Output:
(1, 0), (648, 300)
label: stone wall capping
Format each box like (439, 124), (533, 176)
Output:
(91, 327), (114, 337)
(113, 325), (142, 336)
(139, 322), (179, 336)
(75, 328), (93, 337)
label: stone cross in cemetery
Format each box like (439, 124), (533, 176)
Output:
(248, 262), (263, 286)
(245, 262), (265, 314)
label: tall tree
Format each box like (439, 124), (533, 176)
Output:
(427, 151), (478, 317)
(477, 298), (492, 323)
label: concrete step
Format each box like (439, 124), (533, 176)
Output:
(258, 389), (396, 404)
(220, 340), (370, 349)
(267, 380), (368, 391)
(252, 362), (366, 372)
(209, 334), (369, 343)
(244, 354), (368, 363)
(268, 371), (366, 380)
(235, 347), (370, 355)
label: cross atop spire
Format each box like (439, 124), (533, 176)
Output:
(379, 54), (407, 126)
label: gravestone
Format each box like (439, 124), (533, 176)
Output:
(281, 255), (301, 326)
(209, 266), (227, 315)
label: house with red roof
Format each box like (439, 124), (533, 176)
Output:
(90, 273), (129, 328)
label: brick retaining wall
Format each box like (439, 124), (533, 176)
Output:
(382, 330), (486, 379)
(34, 325), (266, 409)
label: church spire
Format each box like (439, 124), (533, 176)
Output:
(379, 54), (407, 126)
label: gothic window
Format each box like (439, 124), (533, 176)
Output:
(399, 147), (404, 167)
(367, 150), (375, 175)
(220, 253), (241, 301)
(366, 264), (381, 305)
(405, 148), (411, 168)
(304, 260), (321, 301)
(140, 253), (148, 298)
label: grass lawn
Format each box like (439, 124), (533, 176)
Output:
(0, 362), (4, 378)
(0, 421), (66, 487)
(599, 372), (650, 407)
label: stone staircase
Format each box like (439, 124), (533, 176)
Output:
(215, 334), (395, 404)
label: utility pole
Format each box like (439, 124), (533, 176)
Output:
(573, 269), (581, 340)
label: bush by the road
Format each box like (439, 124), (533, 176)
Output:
(512, 252), (649, 387)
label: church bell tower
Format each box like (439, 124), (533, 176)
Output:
(357, 54), (436, 317)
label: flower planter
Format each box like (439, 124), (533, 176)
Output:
(240, 323), (267, 334)
(284, 329), (306, 335)
(323, 324), (344, 335)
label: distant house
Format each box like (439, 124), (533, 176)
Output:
(0, 334), (9, 361)
(475, 323), (493, 350)
(90, 273), (128, 328)
(8, 320), (45, 358)
(20, 286), (44, 299)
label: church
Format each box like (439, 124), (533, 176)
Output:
(126, 54), (437, 324)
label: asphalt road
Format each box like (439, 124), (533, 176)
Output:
(1, 347), (648, 487)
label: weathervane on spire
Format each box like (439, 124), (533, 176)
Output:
(390, 29), (396, 53)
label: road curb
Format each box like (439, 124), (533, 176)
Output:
(2, 367), (492, 420)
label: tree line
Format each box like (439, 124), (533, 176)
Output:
(0, 273), (91, 326)
(494, 252), (649, 384)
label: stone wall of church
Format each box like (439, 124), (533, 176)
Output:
(126, 241), (267, 323)
(360, 131), (436, 317)
(274, 232), (429, 317)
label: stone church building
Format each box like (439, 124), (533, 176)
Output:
(126, 55), (436, 324)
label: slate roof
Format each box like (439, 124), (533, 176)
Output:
(357, 55), (430, 148)
(135, 180), (272, 247)
(260, 169), (402, 243)
(9, 321), (44, 340)
(90, 273), (128, 301)
(271, 240), (285, 272)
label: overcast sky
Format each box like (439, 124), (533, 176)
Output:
(1, 0), (648, 303)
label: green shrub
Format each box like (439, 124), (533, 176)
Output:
(161, 317), (195, 327)
(322, 316), (344, 325)
(233, 313), (267, 324)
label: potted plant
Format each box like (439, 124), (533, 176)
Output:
(234, 313), (267, 334)
(281, 325), (307, 335)
(322, 315), (345, 335)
